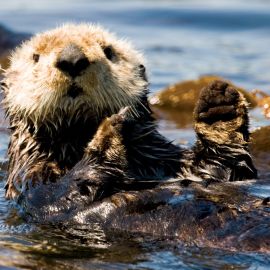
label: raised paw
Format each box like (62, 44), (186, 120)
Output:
(194, 80), (249, 144)
(109, 106), (133, 127)
(195, 80), (244, 123)
(83, 107), (131, 166)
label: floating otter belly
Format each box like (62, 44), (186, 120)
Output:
(1, 24), (262, 250)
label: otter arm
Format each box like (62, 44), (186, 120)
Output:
(16, 90), (257, 223)
(192, 80), (257, 182)
(18, 105), (190, 218)
(83, 102), (190, 184)
(17, 111), (167, 220)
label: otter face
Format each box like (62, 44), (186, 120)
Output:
(3, 24), (148, 123)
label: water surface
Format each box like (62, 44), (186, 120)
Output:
(0, 1), (270, 269)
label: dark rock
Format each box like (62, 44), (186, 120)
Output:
(150, 76), (258, 112)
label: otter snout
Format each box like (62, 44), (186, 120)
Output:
(55, 43), (90, 78)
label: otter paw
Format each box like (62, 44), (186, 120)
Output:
(108, 114), (125, 128)
(194, 80), (249, 144)
(195, 80), (244, 124)
(84, 108), (130, 164)
(108, 106), (132, 128)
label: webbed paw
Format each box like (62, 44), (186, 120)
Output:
(194, 80), (249, 144)
(195, 80), (241, 123)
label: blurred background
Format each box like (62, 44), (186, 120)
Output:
(0, 1), (270, 269)
(1, 0), (270, 92)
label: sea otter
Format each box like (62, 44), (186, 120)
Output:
(1, 24), (257, 218)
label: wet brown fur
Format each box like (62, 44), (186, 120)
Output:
(2, 24), (257, 226)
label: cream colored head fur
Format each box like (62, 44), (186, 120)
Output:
(3, 23), (147, 123)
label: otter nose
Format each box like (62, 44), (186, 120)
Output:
(56, 44), (90, 78)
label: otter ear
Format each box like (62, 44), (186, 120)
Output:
(138, 64), (147, 81)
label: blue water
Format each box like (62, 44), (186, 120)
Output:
(1, 0), (270, 93)
(0, 1), (270, 269)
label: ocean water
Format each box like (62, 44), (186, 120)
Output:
(0, 0), (270, 269)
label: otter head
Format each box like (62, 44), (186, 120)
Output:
(3, 23), (148, 124)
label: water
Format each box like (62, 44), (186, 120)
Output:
(1, 0), (270, 92)
(0, 0), (270, 269)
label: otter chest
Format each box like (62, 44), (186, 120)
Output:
(33, 116), (101, 169)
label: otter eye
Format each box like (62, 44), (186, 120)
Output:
(103, 46), (114, 61)
(139, 64), (145, 73)
(33, 54), (40, 63)
(138, 64), (146, 80)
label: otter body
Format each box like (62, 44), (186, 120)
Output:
(3, 24), (187, 199)
(1, 25), (262, 250)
